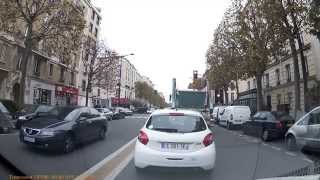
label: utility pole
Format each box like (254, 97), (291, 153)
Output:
(172, 78), (176, 108)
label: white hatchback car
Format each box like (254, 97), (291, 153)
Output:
(134, 109), (216, 171)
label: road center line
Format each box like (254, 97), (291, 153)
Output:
(75, 137), (137, 180)
(302, 157), (313, 163)
(285, 151), (297, 157)
(270, 146), (281, 151)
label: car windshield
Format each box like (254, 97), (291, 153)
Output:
(35, 105), (53, 113)
(0, 102), (9, 113)
(96, 108), (103, 113)
(46, 107), (77, 120)
(146, 115), (207, 133)
(21, 105), (38, 113)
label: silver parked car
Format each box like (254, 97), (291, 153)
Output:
(285, 106), (320, 151)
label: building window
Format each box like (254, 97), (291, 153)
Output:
(49, 64), (53, 76)
(275, 69), (280, 85)
(95, 28), (98, 38)
(98, 88), (100, 96)
(231, 93), (235, 102)
(34, 56), (41, 76)
(277, 94), (281, 105)
(0, 44), (7, 61)
(285, 64), (291, 82)
(59, 67), (65, 82)
(82, 80), (86, 92)
(247, 81), (250, 90)
(253, 79), (256, 89)
(70, 72), (75, 85)
(90, 23), (93, 33)
(33, 88), (52, 105)
(16, 56), (22, 70)
(287, 92), (293, 109)
(265, 73), (269, 88)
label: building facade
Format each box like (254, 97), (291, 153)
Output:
(76, 0), (102, 107)
(233, 34), (320, 117)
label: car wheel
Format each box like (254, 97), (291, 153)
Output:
(64, 135), (75, 153)
(286, 135), (297, 151)
(99, 127), (106, 140)
(261, 129), (269, 141)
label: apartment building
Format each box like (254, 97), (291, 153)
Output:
(234, 34), (320, 117)
(76, 0), (102, 107)
(0, 33), (79, 106)
(262, 34), (320, 116)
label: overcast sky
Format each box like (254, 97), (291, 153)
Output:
(93, 0), (231, 102)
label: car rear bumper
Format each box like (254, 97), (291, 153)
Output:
(134, 141), (216, 170)
(268, 129), (286, 139)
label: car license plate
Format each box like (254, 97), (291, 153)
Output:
(161, 143), (189, 150)
(24, 136), (35, 143)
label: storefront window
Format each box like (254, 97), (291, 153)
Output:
(33, 88), (52, 105)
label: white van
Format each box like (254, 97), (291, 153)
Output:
(211, 106), (226, 124)
(219, 106), (251, 129)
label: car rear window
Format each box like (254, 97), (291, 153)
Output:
(146, 115), (207, 133)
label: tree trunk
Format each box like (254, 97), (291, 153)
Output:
(297, 34), (308, 112)
(224, 86), (229, 105)
(256, 73), (264, 111)
(19, 24), (33, 107)
(289, 37), (301, 117)
(235, 79), (239, 97)
(288, 2), (308, 112)
(85, 73), (92, 107)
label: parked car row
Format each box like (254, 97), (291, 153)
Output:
(212, 104), (320, 153)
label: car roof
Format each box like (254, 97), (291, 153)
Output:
(151, 109), (202, 117)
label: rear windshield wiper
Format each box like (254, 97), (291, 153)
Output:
(152, 128), (178, 133)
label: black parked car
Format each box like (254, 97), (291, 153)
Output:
(242, 111), (295, 141)
(20, 106), (108, 153)
(0, 111), (14, 134)
(96, 108), (113, 121)
(16, 104), (54, 129)
(111, 108), (126, 120)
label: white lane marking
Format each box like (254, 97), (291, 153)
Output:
(302, 157), (313, 163)
(270, 146), (281, 151)
(285, 151), (297, 157)
(105, 152), (134, 180)
(262, 143), (267, 146)
(75, 137), (137, 180)
(0, 132), (19, 136)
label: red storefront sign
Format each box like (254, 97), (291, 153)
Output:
(112, 97), (129, 105)
(55, 85), (79, 105)
(55, 86), (79, 95)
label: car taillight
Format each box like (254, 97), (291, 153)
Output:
(276, 121), (283, 129)
(203, 133), (214, 147)
(138, 131), (149, 145)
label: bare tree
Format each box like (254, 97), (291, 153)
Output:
(0, 0), (85, 106)
(82, 37), (119, 106)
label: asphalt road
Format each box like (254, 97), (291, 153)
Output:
(115, 125), (314, 180)
(0, 114), (148, 179)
